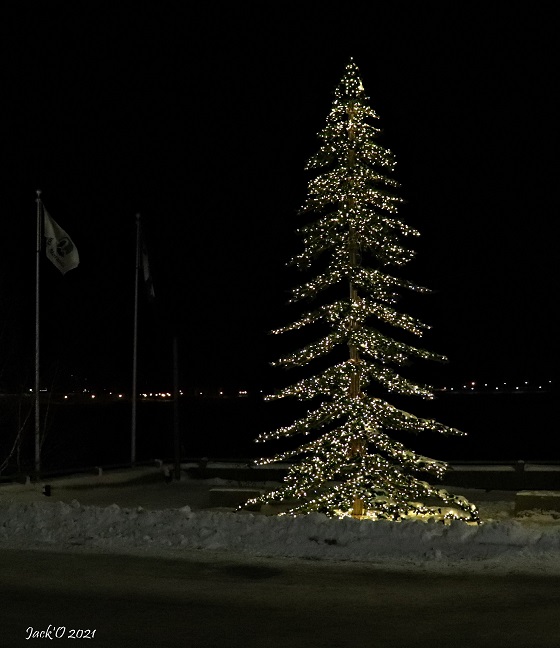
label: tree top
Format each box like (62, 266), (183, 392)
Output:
(335, 58), (368, 101)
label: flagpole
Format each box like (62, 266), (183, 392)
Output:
(131, 213), (140, 465)
(173, 335), (180, 480)
(35, 190), (42, 476)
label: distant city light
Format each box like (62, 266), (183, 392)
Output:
(23, 378), (549, 403)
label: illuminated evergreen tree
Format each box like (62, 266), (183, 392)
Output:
(250, 59), (478, 522)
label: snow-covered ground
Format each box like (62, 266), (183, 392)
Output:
(1, 466), (559, 575)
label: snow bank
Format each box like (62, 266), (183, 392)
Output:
(1, 499), (560, 573)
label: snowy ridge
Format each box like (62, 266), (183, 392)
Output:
(1, 499), (560, 574)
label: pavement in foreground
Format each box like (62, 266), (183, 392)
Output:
(2, 547), (560, 648)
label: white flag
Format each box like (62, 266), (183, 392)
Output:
(43, 209), (80, 275)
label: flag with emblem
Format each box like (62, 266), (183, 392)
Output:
(43, 209), (80, 275)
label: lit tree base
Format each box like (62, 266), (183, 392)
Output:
(335, 508), (479, 525)
(352, 496), (365, 518)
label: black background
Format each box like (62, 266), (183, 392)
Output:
(1, 2), (556, 400)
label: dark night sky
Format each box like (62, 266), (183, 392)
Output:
(1, 3), (557, 395)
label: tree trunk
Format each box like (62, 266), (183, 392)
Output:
(347, 102), (365, 518)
